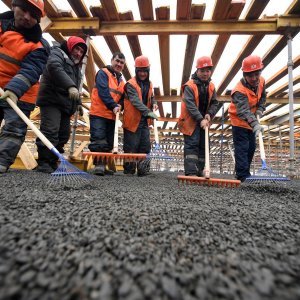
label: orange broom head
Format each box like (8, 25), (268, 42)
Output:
(82, 152), (147, 164)
(177, 175), (241, 188)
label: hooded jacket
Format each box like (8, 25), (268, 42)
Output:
(36, 39), (87, 115)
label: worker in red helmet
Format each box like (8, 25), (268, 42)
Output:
(0, 0), (49, 174)
(178, 56), (219, 176)
(35, 36), (87, 173)
(122, 55), (158, 176)
(229, 55), (266, 182)
(89, 52), (126, 175)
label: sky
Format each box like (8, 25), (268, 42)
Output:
(0, 0), (299, 121)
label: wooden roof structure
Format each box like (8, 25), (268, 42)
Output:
(1, 0), (300, 174)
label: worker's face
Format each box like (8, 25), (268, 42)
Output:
(196, 67), (212, 82)
(137, 69), (148, 81)
(111, 56), (125, 74)
(244, 71), (261, 87)
(70, 45), (85, 64)
(13, 6), (38, 29)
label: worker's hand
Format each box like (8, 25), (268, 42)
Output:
(256, 110), (263, 118)
(78, 105), (84, 117)
(253, 124), (264, 137)
(153, 104), (158, 111)
(204, 114), (211, 122)
(113, 105), (121, 115)
(200, 118), (209, 129)
(0, 90), (18, 104)
(147, 111), (158, 120)
(68, 87), (80, 101)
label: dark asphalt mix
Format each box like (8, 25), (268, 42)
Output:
(0, 170), (299, 300)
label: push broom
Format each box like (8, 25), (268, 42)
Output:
(82, 111), (147, 170)
(245, 116), (290, 184)
(177, 126), (241, 187)
(1, 88), (91, 188)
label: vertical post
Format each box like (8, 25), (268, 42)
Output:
(220, 104), (224, 174)
(70, 36), (91, 158)
(287, 33), (295, 177)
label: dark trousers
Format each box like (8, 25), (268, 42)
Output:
(36, 106), (71, 166)
(88, 115), (115, 153)
(123, 122), (151, 174)
(183, 125), (206, 175)
(0, 102), (33, 168)
(232, 125), (256, 181)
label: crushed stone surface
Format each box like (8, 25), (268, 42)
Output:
(0, 170), (299, 300)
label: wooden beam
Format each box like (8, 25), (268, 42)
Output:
(67, 0), (91, 17)
(17, 143), (38, 170)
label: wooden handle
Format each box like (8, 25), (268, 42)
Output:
(153, 118), (159, 145)
(204, 126), (210, 179)
(0, 87), (58, 155)
(112, 111), (119, 154)
(256, 115), (266, 161)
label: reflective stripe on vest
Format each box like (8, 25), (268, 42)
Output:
(0, 29), (43, 104)
(123, 77), (153, 133)
(178, 80), (215, 136)
(229, 77), (265, 129)
(90, 68), (125, 120)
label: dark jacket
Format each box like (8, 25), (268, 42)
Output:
(0, 11), (49, 105)
(36, 41), (83, 115)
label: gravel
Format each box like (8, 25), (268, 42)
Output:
(0, 170), (299, 300)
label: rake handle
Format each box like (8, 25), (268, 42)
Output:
(112, 111), (119, 154)
(257, 115), (266, 163)
(0, 87), (62, 159)
(153, 118), (159, 145)
(204, 126), (210, 179)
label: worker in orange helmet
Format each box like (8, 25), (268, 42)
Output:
(0, 0), (49, 174)
(122, 55), (158, 176)
(178, 56), (219, 176)
(229, 55), (266, 182)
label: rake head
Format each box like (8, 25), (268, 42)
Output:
(47, 158), (92, 189)
(177, 175), (241, 188)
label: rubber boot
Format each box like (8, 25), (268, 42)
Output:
(123, 162), (136, 175)
(36, 147), (57, 173)
(94, 162), (105, 176)
(196, 158), (205, 177)
(184, 157), (198, 176)
(137, 159), (150, 177)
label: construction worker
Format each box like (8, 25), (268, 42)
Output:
(0, 0), (49, 174)
(35, 36), (87, 173)
(88, 52), (126, 176)
(229, 55), (266, 182)
(122, 55), (158, 176)
(178, 56), (219, 177)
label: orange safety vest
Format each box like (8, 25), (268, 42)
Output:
(178, 80), (215, 136)
(123, 77), (153, 133)
(0, 29), (43, 104)
(90, 68), (125, 120)
(229, 77), (265, 129)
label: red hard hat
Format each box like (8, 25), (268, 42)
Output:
(196, 56), (213, 69)
(28, 0), (45, 17)
(135, 55), (150, 68)
(242, 55), (263, 72)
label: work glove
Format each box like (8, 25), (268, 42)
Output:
(147, 111), (158, 120)
(256, 110), (263, 118)
(77, 105), (84, 117)
(0, 90), (18, 104)
(204, 114), (211, 122)
(113, 105), (121, 115)
(253, 124), (264, 138)
(68, 87), (80, 101)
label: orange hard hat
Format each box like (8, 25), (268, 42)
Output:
(135, 55), (150, 68)
(196, 56), (213, 69)
(28, 0), (45, 17)
(242, 55), (263, 72)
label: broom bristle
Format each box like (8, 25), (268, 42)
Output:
(47, 159), (92, 188)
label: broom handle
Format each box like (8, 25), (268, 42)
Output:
(153, 118), (159, 145)
(112, 111), (119, 154)
(204, 126), (210, 179)
(0, 88), (61, 158)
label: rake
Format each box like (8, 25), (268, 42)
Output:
(245, 117), (290, 184)
(82, 112), (147, 171)
(177, 126), (241, 188)
(1, 88), (91, 188)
